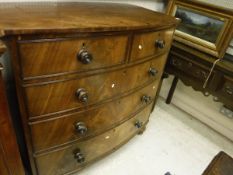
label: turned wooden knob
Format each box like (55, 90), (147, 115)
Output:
(74, 122), (87, 135)
(135, 121), (143, 128)
(76, 88), (88, 103)
(77, 49), (93, 64)
(74, 149), (85, 163)
(141, 95), (151, 103)
(149, 68), (158, 76)
(155, 40), (165, 49)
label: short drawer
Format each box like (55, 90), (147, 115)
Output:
(130, 29), (174, 61)
(35, 104), (152, 175)
(24, 55), (166, 118)
(30, 81), (159, 152)
(169, 56), (210, 82)
(18, 35), (128, 78)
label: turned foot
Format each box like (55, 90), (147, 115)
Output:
(137, 126), (146, 135)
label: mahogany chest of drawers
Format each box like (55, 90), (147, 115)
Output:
(0, 2), (178, 174)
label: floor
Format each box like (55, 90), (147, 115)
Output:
(77, 97), (233, 175)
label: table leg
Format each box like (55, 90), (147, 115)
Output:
(166, 76), (179, 104)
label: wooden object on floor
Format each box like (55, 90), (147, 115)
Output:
(165, 42), (233, 110)
(202, 151), (233, 175)
(165, 76), (179, 104)
(0, 63), (25, 175)
(0, 2), (178, 175)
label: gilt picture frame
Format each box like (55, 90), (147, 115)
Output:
(166, 0), (233, 58)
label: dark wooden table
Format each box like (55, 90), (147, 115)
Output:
(202, 151), (233, 175)
(164, 41), (233, 111)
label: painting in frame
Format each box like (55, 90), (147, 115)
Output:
(166, 0), (233, 58)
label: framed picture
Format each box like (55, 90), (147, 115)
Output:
(166, 0), (233, 58)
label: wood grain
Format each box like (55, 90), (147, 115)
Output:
(30, 81), (159, 152)
(0, 64), (25, 175)
(35, 104), (152, 175)
(202, 151), (233, 175)
(1, 3), (177, 174)
(19, 35), (128, 78)
(0, 2), (178, 36)
(130, 29), (174, 61)
(24, 55), (166, 118)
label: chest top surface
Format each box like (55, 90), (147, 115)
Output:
(0, 2), (178, 36)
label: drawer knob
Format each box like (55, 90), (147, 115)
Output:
(149, 68), (158, 76)
(75, 122), (87, 135)
(76, 88), (88, 103)
(141, 95), (151, 103)
(78, 49), (93, 64)
(74, 149), (85, 163)
(135, 120), (143, 129)
(155, 40), (165, 49)
(171, 59), (181, 67)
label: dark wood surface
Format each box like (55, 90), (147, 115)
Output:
(0, 2), (177, 174)
(165, 41), (233, 110)
(0, 64), (25, 175)
(202, 151), (233, 175)
(0, 2), (178, 36)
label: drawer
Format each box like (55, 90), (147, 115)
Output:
(35, 104), (152, 175)
(30, 81), (159, 152)
(130, 29), (174, 61)
(169, 56), (210, 82)
(19, 35), (128, 78)
(24, 55), (167, 118)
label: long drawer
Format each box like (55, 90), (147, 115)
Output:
(18, 35), (128, 78)
(35, 103), (152, 175)
(24, 55), (167, 118)
(30, 81), (159, 152)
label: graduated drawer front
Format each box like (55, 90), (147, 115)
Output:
(30, 81), (159, 152)
(25, 54), (167, 118)
(35, 104), (152, 175)
(130, 29), (174, 61)
(18, 35), (128, 78)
